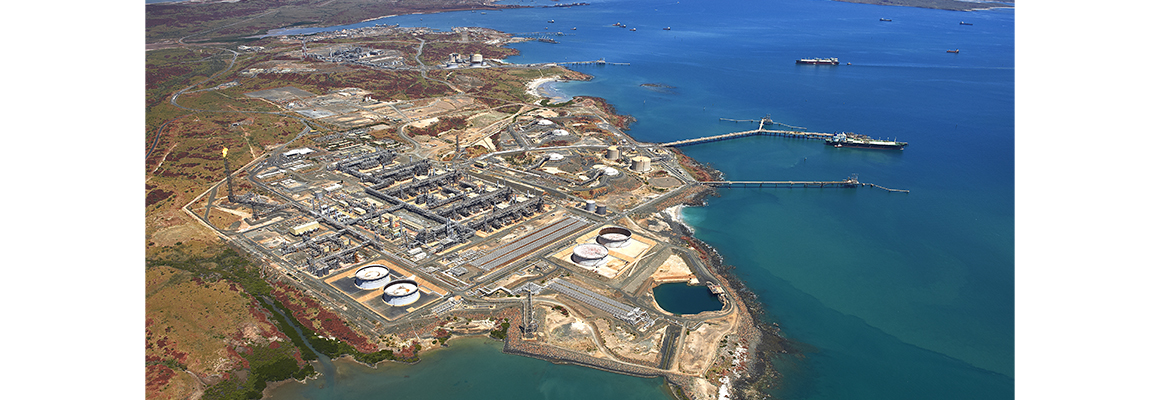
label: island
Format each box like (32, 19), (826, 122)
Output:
(146, 7), (786, 400)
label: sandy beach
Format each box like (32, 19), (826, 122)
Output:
(525, 76), (562, 98)
(663, 205), (691, 234)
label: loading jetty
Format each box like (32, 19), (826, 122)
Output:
(701, 175), (909, 193)
(660, 116), (833, 147)
(557, 58), (630, 66)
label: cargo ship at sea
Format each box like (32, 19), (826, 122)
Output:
(796, 57), (839, 65)
(825, 133), (908, 150)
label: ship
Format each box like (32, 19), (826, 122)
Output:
(880, 18), (892, 22)
(664, 26), (671, 30)
(796, 57), (840, 65)
(960, 21), (973, 25)
(947, 49), (959, 53)
(825, 133), (907, 150)
(630, 28), (636, 31)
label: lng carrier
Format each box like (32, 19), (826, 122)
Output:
(825, 132), (908, 150)
(796, 57), (840, 65)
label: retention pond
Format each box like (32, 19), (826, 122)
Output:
(652, 283), (722, 315)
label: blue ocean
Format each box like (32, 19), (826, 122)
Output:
(265, 0), (1014, 398)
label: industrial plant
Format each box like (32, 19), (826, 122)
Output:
(182, 40), (746, 396)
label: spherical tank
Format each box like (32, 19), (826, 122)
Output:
(382, 279), (421, 306)
(354, 265), (392, 290)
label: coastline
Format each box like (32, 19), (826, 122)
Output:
(525, 76), (564, 99)
(514, 76), (777, 397)
(227, 21), (776, 400)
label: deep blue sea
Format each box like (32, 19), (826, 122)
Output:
(265, 1), (1014, 399)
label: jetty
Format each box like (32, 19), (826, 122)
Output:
(660, 116), (832, 147)
(557, 58), (630, 66)
(701, 175), (909, 192)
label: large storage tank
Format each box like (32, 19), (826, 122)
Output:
(354, 265), (392, 290)
(382, 279), (421, 306)
(630, 156), (651, 172)
(605, 146), (620, 160)
(596, 226), (632, 248)
(571, 243), (610, 267)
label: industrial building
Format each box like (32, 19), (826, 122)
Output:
(291, 221), (321, 236)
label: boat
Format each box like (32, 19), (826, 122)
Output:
(548, 20), (555, 23)
(630, 28), (636, 31)
(796, 57), (840, 65)
(947, 49), (959, 53)
(663, 27), (671, 30)
(880, 18), (892, 22)
(960, 21), (972, 25)
(825, 133), (907, 150)
(572, 27), (577, 30)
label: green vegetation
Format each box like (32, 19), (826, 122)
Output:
(489, 321), (511, 340)
(147, 246), (319, 361)
(202, 345), (316, 400)
(304, 335), (405, 364)
(539, 98), (575, 108)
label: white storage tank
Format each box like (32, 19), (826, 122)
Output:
(571, 243), (610, 267)
(354, 265), (393, 290)
(382, 279), (421, 306)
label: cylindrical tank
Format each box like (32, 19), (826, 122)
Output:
(630, 156), (651, 172)
(595, 204), (608, 215)
(596, 226), (632, 248)
(571, 243), (610, 267)
(382, 279), (421, 306)
(354, 264), (392, 290)
(605, 146), (620, 160)
(585, 200), (596, 212)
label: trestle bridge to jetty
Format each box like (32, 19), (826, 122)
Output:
(655, 116), (912, 192)
(660, 117), (833, 147)
(701, 178), (909, 193)
(556, 58), (630, 66)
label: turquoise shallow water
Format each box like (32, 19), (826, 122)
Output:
(266, 337), (674, 400)
(267, 1), (1013, 398)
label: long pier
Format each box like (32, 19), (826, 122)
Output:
(660, 117), (830, 147)
(557, 59), (630, 66)
(701, 180), (857, 189)
(701, 178), (909, 193)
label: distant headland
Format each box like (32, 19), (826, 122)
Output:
(833, 0), (1014, 12)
